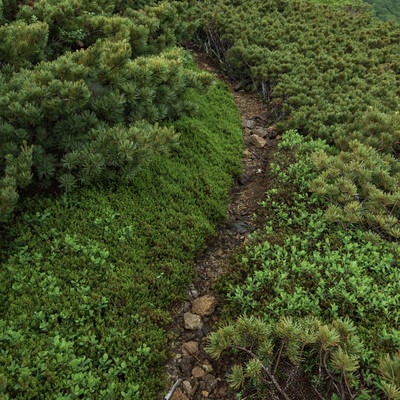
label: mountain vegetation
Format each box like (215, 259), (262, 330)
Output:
(1, 0), (400, 399)
(364, 0), (400, 22)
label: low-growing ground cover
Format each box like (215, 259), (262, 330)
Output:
(214, 131), (400, 398)
(0, 79), (243, 399)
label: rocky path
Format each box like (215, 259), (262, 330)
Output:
(164, 54), (279, 400)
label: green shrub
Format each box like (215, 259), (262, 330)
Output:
(216, 131), (400, 397)
(0, 80), (243, 399)
(207, 316), (372, 400)
(0, 0), (204, 222)
(190, 0), (400, 238)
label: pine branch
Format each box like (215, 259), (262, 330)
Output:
(234, 345), (291, 400)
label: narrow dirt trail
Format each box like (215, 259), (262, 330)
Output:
(164, 54), (279, 400)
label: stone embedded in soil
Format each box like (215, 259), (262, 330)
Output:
(178, 356), (195, 376)
(192, 295), (217, 316)
(253, 126), (269, 138)
(171, 388), (189, 400)
(182, 380), (193, 395)
(202, 360), (214, 373)
(201, 390), (210, 398)
(249, 134), (267, 148)
(184, 312), (203, 330)
(242, 118), (256, 129)
(227, 221), (249, 234)
(182, 341), (199, 356)
(192, 366), (206, 379)
(243, 149), (251, 158)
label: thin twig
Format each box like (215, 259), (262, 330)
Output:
(311, 384), (327, 400)
(234, 345), (291, 400)
(164, 378), (182, 400)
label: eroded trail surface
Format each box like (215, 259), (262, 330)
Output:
(164, 54), (279, 400)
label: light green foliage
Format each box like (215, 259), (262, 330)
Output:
(207, 315), (368, 399)
(217, 131), (400, 398)
(311, 140), (400, 237)
(0, 81), (243, 399)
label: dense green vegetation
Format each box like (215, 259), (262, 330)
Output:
(0, 81), (243, 398)
(0, 1), (244, 397)
(1, 0), (400, 398)
(192, 0), (400, 238)
(216, 132), (400, 398)
(185, 0), (400, 398)
(364, 0), (400, 22)
(0, 0), (208, 221)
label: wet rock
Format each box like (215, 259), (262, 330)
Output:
(201, 323), (212, 336)
(192, 366), (206, 379)
(171, 388), (188, 400)
(249, 134), (267, 148)
(182, 301), (191, 312)
(227, 221), (249, 234)
(188, 284), (199, 299)
(192, 295), (217, 316)
(182, 341), (199, 356)
(184, 313), (203, 330)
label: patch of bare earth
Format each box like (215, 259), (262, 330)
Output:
(164, 53), (318, 400)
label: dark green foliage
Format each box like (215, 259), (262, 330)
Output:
(0, 0), (208, 221)
(0, 142), (32, 222)
(0, 81), (243, 399)
(190, 0), (400, 237)
(0, 44), (207, 191)
(0, 21), (48, 68)
(363, 0), (400, 23)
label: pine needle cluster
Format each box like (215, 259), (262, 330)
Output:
(207, 316), (371, 400)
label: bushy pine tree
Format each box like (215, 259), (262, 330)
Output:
(0, 21), (48, 69)
(310, 141), (400, 238)
(0, 0), (207, 221)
